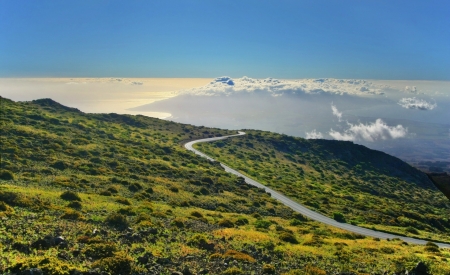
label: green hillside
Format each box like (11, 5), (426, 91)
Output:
(195, 130), (450, 241)
(1, 97), (450, 275)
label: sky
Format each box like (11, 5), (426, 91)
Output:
(1, 1), (450, 79)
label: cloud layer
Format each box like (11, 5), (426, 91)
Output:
(329, 119), (408, 142)
(180, 76), (386, 97)
(398, 97), (436, 110)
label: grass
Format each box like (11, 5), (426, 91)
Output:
(1, 96), (450, 274)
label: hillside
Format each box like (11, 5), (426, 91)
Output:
(195, 130), (450, 242)
(1, 97), (450, 275)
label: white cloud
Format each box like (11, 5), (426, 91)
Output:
(131, 81), (143, 85)
(179, 76), (386, 97)
(305, 130), (323, 139)
(398, 97), (436, 110)
(331, 103), (342, 121)
(329, 119), (408, 142)
(404, 86), (418, 94)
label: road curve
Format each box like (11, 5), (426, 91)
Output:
(185, 131), (450, 248)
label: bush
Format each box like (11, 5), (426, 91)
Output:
(0, 170), (14, 180)
(333, 212), (346, 223)
(91, 252), (133, 275)
(107, 186), (119, 194)
(190, 211), (204, 218)
(235, 217), (249, 226)
(289, 219), (303, 226)
(254, 219), (271, 229)
(60, 191), (81, 201)
(171, 218), (184, 228)
(105, 213), (129, 228)
(222, 267), (243, 275)
(279, 232), (298, 244)
(61, 209), (83, 220)
(406, 226), (419, 234)
(425, 242), (440, 252)
(83, 243), (118, 259)
(67, 201), (82, 209)
(223, 250), (256, 263)
(115, 197), (132, 205)
(218, 219), (234, 228)
(262, 264), (276, 274)
(117, 207), (136, 216)
(99, 190), (112, 196)
(380, 247), (395, 254)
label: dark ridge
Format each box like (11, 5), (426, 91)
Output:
(427, 173), (450, 201)
(31, 98), (81, 113)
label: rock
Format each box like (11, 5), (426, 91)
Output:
(409, 262), (430, 275)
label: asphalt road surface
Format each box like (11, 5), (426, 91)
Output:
(185, 131), (450, 248)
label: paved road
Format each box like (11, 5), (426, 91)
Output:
(185, 132), (450, 248)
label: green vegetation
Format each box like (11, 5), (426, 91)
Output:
(196, 129), (450, 243)
(1, 97), (450, 274)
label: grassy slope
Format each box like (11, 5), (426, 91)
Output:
(195, 130), (450, 242)
(0, 97), (449, 275)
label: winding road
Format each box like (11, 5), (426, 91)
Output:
(185, 131), (450, 248)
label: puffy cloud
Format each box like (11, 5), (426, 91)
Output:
(331, 103), (342, 121)
(398, 97), (436, 110)
(329, 119), (407, 142)
(305, 130), (323, 139)
(404, 86), (418, 94)
(180, 76), (386, 97)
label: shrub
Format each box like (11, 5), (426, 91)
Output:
(99, 190), (112, 196)
(380, 247), (395, 254)
(406, 226), (419, 234)
(83, 243), (118, 259)
(262, 264), (276, 274)
(289, 219), (303, 226)
(218, 219), (234, 228)
(115, 197), (132, 205)
(60, 191), (81, 201)
(67, 201), (82, 209)
(254, 219), (271, 229)
(190, 211), (204, 218)
(169, 186), (179, 193)
(105, 213), (129, 228)
(425, 242), (440, 252)
(235, 217), (249, 226)
(304, 265), (327, 275)
(171, 218), (184, 228)
(107, 186), (119, 194)
(117, 207), (136, 216)
(223, 250), (256, 263)
(128, 182), (143, 192)
(333, 212), (346, 223)
(61, 209), (83, 220)
(91, 252), (133, 275)
(0, 169), (14, 180)
(279, 232), (298, 244)
(222, 267), (243, 275)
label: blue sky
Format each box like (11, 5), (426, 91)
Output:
(1, 1), (449, 79)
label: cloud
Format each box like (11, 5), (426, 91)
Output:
(180, 76), (387, 97)
(305, 130), (323, 139)
(398, 97), (436, 110)
(404, 86), (418, 94)
(329, 119), (408, 142)
(331, 103), (342, 121)
(131, 81), (143, 85)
